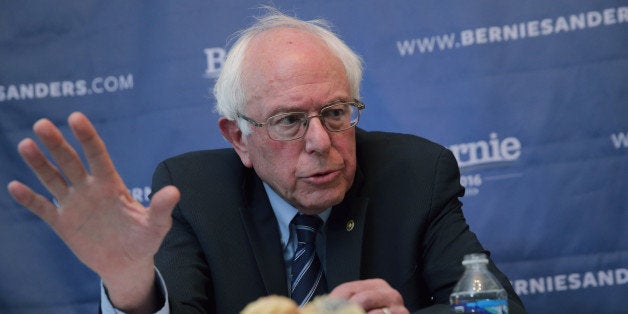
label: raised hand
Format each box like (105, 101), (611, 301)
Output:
(7, 112), (180, 312)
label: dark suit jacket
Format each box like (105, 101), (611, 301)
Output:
(151, 129), (525, 314)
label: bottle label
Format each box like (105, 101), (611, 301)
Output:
(450, 299), (508, 314)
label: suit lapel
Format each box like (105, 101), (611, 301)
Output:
(238, 166), (369, 294)
(239, 174), (289, 296)
(325, 170), (369, 290)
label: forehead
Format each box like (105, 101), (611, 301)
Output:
(242, 28), (350, 115)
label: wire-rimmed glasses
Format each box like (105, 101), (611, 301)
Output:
(237, 99), (365, 141)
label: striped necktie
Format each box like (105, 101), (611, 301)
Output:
(290, 214), (327, 306)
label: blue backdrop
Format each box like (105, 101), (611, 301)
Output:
(1, 1), (626, 313)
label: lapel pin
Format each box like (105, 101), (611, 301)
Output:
(346, 219), (355, 232)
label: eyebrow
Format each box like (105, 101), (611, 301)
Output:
(265, 98), (350, 117)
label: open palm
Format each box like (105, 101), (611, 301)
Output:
(7, 112), (179, 310)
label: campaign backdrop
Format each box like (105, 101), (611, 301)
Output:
(1, 1), (626, 313)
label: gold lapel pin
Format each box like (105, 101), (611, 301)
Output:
(346, 219), (355, 232)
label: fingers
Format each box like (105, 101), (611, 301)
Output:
(67, 112), (118, 179)
(147, 185), (180, 231)
(330, 278), (388, 299)
(7, 181), (58, 223)
(33, 117), (88, 185)
(330, 279), (407, 314)
(369, 306), (407, 314)
(16, 112), (121, 202)
(18, 113), (97, 199)
(22, 112), (119, 189)
(17, 138), (69, 198)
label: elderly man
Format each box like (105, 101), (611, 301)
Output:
(7, 9), (525, 314)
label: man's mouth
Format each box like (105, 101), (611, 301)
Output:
(300, 169), (341, 184)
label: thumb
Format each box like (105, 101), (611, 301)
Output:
(148, 185), (180, 230)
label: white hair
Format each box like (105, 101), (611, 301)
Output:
(213, 7), (363, 134)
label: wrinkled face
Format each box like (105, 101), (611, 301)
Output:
(234, 28), (357, 215)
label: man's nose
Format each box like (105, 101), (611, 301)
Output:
(304, 116), (331, 154)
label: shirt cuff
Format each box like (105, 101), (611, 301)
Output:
(100, 267), (170, 314)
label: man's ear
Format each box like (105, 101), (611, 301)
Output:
(219, 117), (252, 167)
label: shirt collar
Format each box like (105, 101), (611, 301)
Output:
(262, 182), (331, 248)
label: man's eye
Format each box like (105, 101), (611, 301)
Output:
(324, 108), (345, 118)
(274, 114), (303, 126)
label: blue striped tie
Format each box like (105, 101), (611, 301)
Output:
(290, 214), (327, 306)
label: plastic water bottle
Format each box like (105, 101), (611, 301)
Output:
(450, 253), (508, 313)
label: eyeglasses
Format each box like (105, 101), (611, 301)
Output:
(237, 99), (365, 141)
